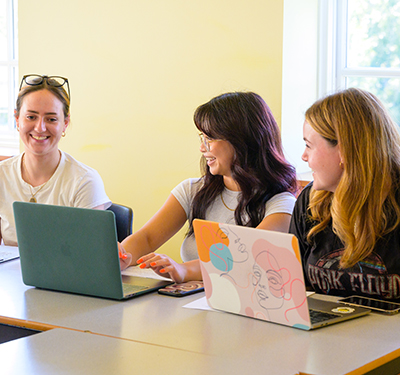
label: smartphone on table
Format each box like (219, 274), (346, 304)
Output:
(338, 295), (400, 315)
(158, 281), (204, 297)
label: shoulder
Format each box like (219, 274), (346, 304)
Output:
(264, 191), (296, 215)
(0, 154), (20, 167)
(0, 154), (22, 175)
(178, 177), (203, 187)
(172, 177), (203, 201)
(268, 191), (296, 204)
(290, 183), (313, 229)
(295, 182), (313, 209)
(173, 177), (203, 193)
(171, 178), (203, 217)
(289, 183), (314, 244)
(61, 151), (101, 178)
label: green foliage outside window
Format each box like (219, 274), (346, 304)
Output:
(347, 0), (400, 125)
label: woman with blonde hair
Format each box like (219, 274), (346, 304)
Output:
(290, 87), (400, 302)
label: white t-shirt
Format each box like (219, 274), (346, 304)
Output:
(0, 151), (111, 246)
(172, 178), (296, 262)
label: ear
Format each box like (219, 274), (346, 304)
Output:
(339, 149), (345, 168)
(339, 149), (344, 163)
(64, 114), (70, 132)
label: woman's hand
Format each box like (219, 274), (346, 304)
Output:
(137, 253), (187, 283)
(118, 242), (132, 271)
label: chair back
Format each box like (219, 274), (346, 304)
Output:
(107, 203), (133, 242)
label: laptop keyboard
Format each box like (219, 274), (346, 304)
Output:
(0, 250), (18, 262)
(123, 284), (149, 295)
(309, 309), (340, 324)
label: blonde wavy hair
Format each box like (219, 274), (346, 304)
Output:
(306, 88), (400, 268)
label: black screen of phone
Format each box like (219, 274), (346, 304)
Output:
(342, 296), (400, 311)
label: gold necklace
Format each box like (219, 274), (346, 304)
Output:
(27, 184), (48, 203)
(221, 193), (235, 211)
(22, 153), (61, 203)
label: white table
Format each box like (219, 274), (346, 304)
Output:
(1, 259), (400, 374)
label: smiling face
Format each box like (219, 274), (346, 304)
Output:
(15, 89), (69, 159)
(199, 136), (237, 189)
(302, 121), (343, 192)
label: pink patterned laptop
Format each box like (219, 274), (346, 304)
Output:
(193, 219), (370, 330)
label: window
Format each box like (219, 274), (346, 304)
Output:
(0, 0), (18, 155)
(319, 0), (400, 125)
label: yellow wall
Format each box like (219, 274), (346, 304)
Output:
(18, 0), (285, 261)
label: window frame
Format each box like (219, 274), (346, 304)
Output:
(318, 0), (400, 98)
(0, 0), (19, 155)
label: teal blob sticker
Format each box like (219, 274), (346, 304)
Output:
(209, 243), (233, 272)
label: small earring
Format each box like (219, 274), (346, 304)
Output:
(62, 131), (66, 137)
(16, 127), (19, 132)
(339, 162), (344, 168)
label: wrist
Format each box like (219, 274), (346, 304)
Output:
(181, 259), (202, 282)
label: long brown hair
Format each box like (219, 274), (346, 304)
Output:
(187, 92), (297, 236)
(306, 88), (400, 268)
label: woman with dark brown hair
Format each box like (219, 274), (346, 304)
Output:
(121, 92), (297, 282)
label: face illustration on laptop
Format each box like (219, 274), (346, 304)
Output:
(195, 220), (310, 328)
(195, 219), (370, 330)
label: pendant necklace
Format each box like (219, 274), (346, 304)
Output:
(221, 193), (235, 211)
(28, 184), (47, 203)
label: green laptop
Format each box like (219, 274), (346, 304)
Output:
(13, 202), (172, 300)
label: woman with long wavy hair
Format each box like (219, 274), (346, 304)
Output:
(121, 92), (297, 282)
(290, 87), (400, 301)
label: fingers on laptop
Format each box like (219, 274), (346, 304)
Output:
(137, 253), (173, 273)
(119, 253), (132, 271)
(137, 253), (164, 269)
(137, 253), (186, 283)
(118, 243), (132, 271)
